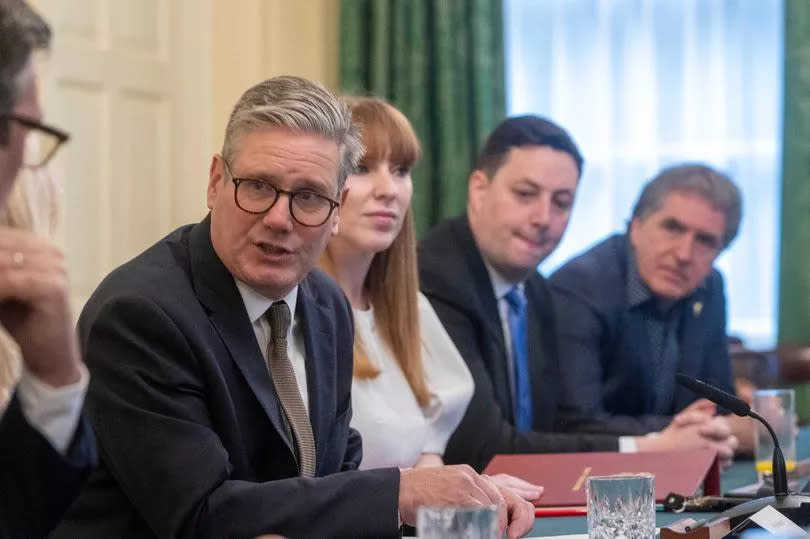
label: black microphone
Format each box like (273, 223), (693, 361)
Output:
(675, 374), (751, 416)
(675, 373), (788, 496)
(670, 374), (810, 532)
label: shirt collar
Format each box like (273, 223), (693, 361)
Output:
(483, 259), (524, 301)
(235, 280), (299, 325)
(627, 247), (654, 309)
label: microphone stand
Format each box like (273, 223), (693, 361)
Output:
(671, 375), (810, 533)
(748, 410), (788, 497)
(702, 410), (806, 532)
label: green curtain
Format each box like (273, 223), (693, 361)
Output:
(340, 0), (506, 236)
(779, 0), (810, 345)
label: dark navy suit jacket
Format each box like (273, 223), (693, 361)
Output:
(0, 395), (95, 539)
(548, 233), (734, 436)
(52, 216), (400, 539)
(419, 216), (618, 472)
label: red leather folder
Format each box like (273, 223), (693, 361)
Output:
(485, 448), (720, 507)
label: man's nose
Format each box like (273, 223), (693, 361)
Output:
(262, 193), (295, 230)
(531, 196), (551, 227)
(674, 234), (695, 263)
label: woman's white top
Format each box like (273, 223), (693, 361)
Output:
(351, 292), (474, 469)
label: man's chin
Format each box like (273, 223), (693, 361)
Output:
(495, 259), (541, 283)
(649, 280), (691, 302)
(242, 269), (301, 298)
(515, 249), (550, 271)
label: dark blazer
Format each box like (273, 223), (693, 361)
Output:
(418, 216), (618, 472)
(548, 233), (734, 436)
(0, 395), (95, 539)
(52, 216), (400, 539)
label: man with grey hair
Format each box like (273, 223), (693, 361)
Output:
(0, 1), (96, 536)
(549, 163), (752, 451)
(54, 76), (534, 539)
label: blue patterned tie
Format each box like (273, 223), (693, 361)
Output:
(505, 286), (532, 430)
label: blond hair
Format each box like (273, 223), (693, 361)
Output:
(0, 166), (60, 408)
(321, 97), (429, 406)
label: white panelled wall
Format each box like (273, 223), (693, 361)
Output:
(32, 0), (339, 315)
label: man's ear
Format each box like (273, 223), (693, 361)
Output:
(331, 187), (349, 235)
(628, 216), (641, 248)
(207, 154), (224, 210)
(467, 170), (489, 213)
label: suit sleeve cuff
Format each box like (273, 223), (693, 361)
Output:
(618, 435), (638, 453)
(17, 364), (89, 454)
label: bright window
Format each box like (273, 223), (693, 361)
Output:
(505, 0), (784, 347)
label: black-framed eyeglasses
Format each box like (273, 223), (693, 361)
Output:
(222, 158), (340, 227)
(1, 113), (70, 168)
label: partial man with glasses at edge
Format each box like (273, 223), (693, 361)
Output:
(0, 0), (96, 537)
(53, 75), (534, 539)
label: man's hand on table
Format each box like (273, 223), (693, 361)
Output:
(636, 408), (738, 467)
(399, 465), (536, 538)
(488, 473), (544, 501)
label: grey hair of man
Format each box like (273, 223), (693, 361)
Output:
(631, 163), (742, 249)
(221, 76), (364, 194)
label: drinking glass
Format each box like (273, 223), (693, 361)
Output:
(586, 473), (655, 539)
(753, 388), (797, 483)
(416, 505), (498, 539)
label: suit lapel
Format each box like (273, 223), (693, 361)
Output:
(188, 216), (296, 458)
(452, 218), (514, 417)
(622, 308), (656, 413)
(525, 275), (557, 430)
(296, 276), (335, 474)
(673, 289), (710, 410)
(453, 217), (509, 355)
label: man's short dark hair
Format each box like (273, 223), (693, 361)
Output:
(0, 0), (51, 121)
(475, 115), (584, 179)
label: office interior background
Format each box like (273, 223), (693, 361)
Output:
(31, 0), (806, 353)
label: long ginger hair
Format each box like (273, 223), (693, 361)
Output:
(321, 97), (430, 406)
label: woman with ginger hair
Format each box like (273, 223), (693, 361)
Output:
(321, 97), (541, 499)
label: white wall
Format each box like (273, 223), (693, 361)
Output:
(33, 0), (340, 313)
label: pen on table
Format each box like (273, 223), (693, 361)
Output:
(534, 507), (587, 518)
(534, 504), (667, 518)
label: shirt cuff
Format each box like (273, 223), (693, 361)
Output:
(17, 364), (89, 454)
(618, 435), (638, 453)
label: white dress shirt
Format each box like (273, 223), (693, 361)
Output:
(482, 262), (637, 452)
(351, 293), (474, 469)
(235, 280), (309, 413)
(12, 364), (89, 454)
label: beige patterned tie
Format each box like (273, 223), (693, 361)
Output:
(266, 301), (316, 477)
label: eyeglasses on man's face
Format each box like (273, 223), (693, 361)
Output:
(1, 113), (70, 168)
(221, 158), (340, 227)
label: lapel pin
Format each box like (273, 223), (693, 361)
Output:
(693, 301), (703, 317)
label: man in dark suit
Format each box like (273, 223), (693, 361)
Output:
(53, 76), (534, 539)
(0, 1), (96, 536)
(419, 117), (738, 472)
(549, 163), (753, 451)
